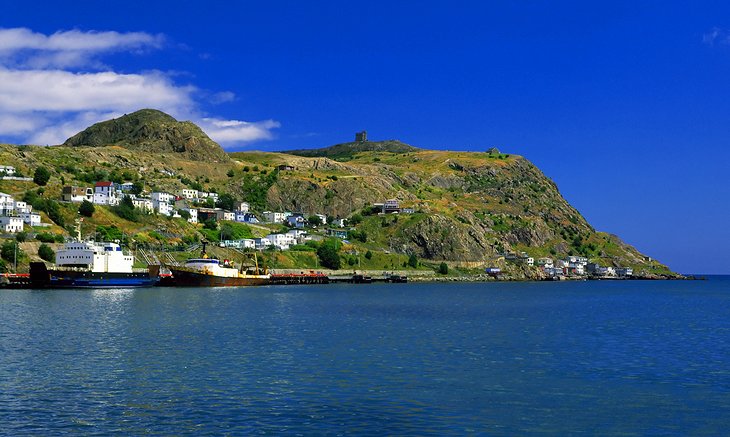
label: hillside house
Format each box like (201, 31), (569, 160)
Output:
(183, 208), (198, 223)
(132, 198), (154, 213)
(118, 182), (135, 192)
(266, 233), (296, 250)
(536, 257), (554, 268)
(277, 164), (295, 171)
(263, 211), (288, 223)
(326, 229), (349, 239)
(382, 199), (401, 214)
(234, 202), (249, 213)
(235, 212), (258, 223)
(62, 186), (93, 203)
(13, 201), (30, 214)
(0, 193), (15, 214)
(93, 182), (119, 206)
(287, 215), (306, 229)
(179, 188), (198, 200)
(19, 212), (41, 226)
(254, 237), (272, 250)
(0, 165), (15, 176)
(0, 216), (23, 233)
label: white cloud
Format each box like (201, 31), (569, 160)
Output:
(0, 27), (164, 68)
(198, 118), (281, 146)
(0, 28), (279, 148)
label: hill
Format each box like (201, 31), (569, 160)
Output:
(0, 114), (678, 279)
(285, 140), (420, 161)
(63, 109), (229, 162)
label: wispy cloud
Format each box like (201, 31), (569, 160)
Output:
(703, 27), (730, 45)
(0, 27), (279, 147)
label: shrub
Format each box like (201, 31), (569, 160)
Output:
(317, 238), (341, 270)
(38, 244), (55, 262)
(1, 241), (22, 263)
(408, 253), (418, 268)
(113, 195), (138, 222)
(35, 232), (57, 243)
(15, 232), (27, 243)
(33, 167), (51, 186)
(78, 200), (95, 217)
(364, 250), (373, 260)
(438, 262), (449, 275)
(227, 169), (235, 177)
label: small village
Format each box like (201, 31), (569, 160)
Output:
(0, 161), (638, 280)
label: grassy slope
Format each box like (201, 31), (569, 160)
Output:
(0, 143), (676, 277)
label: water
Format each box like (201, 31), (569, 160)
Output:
(2, 278), (730, 435)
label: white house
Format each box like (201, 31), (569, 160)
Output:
(263, 211), (288, 223)
(151, 192), (173, 216)
(151, 192), (174, 203)
(254, 237), (272, 250)
(132, 198), (154, 213)
(156, 202), (173, 216)
(183, 207), (198, 223)
(13, 201), (30, 214)
(537, 257), (554, 269)
(62, 186), (93, 203)
(0, 216), (23, 233)
(266, 233), (295, 250)
(93, 182), (119, 206)
(286, 229), (309, 244)
(235, 202), (250, 213)
(332, 218), (347, 228)
(221, 211), (235, 222)
(19, 212), (41, 226)
(0, 165), (16, 176)
(179, 188), (199, 200)
(0, 192), (14, 214)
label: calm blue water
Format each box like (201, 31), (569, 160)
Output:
(2, 278), (730, 435)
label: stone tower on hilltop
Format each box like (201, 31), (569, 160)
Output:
(355, 131), (367, 142)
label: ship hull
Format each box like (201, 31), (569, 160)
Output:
(169, 267), (270, 287)
(30, 262), (157, 288)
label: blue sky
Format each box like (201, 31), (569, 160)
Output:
(1, 1), (729, 273)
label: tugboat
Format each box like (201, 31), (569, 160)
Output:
(167, 242), (271, 287)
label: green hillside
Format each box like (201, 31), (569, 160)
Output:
(0, 110), (678, 279)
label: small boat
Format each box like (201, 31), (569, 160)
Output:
(167, 242), (270, 287)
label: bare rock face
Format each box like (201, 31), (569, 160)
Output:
(63, 109), (230, 162)
(391, 215), (494, 261)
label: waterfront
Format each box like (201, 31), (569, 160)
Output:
(2, 278), (730, 434)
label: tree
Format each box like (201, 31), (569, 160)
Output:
(364, 250), (373, 260)
(33, 167), (51, 186)
(113, 195), (138, 222)
(15, 232), (27, 243)
(130, 181), (144, 195)
(227, 169), (235, 178)
(307, 215), (322, 226)
(78, 200), (95, 217)
(408, 253), (418, 268)
(317, 238), (341, 270)
(216, 193), (236, 211)
(38, 243), (55, 262)
(438, 262), (449, 275)
(1, 240), (22, 263)
(178, 209), (191, 220)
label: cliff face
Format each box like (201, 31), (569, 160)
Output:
(63, 109), (229, 162)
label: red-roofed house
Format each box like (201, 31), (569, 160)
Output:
(93, 181), (119, 206)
